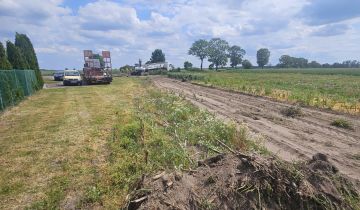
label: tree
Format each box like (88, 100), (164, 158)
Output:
(0, 42), (12, 70)
(278, 55), (292, 68)
(309, 61), (321, 68)
(6, 41), (28, 69)
(278, 55), (309, 68)
(342, 60), (360, 68)
(184, 61), (193, 70)
(322, 63), (331, 68)
(15, 33), (39, 70)
(242, 59), (252, 69)
(15, 33), (43, 86)
(209, 64), (214, 70)
(207, 38), (229, 70)
(256, 48), (270, 68)
(150, 49), (165, 63)
(188, 39), (209, 70)
(228, 45), (246, 68)
(92, 54), (105, 67)
(120, 65), (133, 73)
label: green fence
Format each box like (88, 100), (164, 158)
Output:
(0, 70), (41, 111)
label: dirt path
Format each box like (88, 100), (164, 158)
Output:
(152, 77), (360, 181)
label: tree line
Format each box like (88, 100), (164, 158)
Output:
(187, 38), (270, 70)
(0, 33), (43, 86)
(187, 38), (359, 70)
(277, 55), (360, 69)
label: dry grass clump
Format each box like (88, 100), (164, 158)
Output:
(281, 106), (303, 118)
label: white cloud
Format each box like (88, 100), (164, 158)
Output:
(0, 0), (359, 69)
(78, 1), (141, 30)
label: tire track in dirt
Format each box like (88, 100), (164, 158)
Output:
(152, 77), (360, 181)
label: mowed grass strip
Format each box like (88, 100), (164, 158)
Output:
(168, 69), (360, 114)
(0, 77), (145, 209)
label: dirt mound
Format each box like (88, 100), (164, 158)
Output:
(127, 153), (359, 210)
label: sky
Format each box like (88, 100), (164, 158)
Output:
(1, 0), (360, 70)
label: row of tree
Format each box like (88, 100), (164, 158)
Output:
(277, 56), (360, 68)
(0, 33), (43, 86)
(188, 38), (271, 70)
(188, 38), (360, 70)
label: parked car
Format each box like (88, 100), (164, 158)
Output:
(53, 71), (64, 81)
(63, 70), (82, 86)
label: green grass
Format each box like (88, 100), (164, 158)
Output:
(330, 119), (353, 130)
(1, 75), (359, 209)
(0, 77), (255, 209)
(168, 69), (360, 114)
(42, 76), (60, 84)
(40, 69), (57, 76)
(0, 78), (147, 209)
(94, 80), (254, 208)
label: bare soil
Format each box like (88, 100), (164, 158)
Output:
(152, 77), (360, 181)
(130, 154), (359, 210)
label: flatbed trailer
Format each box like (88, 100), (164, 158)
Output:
(83, 50), (112, 84)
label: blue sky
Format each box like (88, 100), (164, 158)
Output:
(1, 0), (360, 69)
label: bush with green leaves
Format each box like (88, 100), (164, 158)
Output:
(242, 59), (252, 69)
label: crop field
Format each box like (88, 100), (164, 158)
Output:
(0, 77), (253, 209)
(168, 68), (360, 114)
(1, 76), (359, 209)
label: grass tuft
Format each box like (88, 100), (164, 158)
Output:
(281, 106), (303, 118)
(330, 119), (353, 130)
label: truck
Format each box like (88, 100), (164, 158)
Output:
(131, 61), (174, 75)
(83, 50), (112, 84)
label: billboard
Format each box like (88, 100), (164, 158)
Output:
(84, 50), (93, 57)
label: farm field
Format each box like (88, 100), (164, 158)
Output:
(168, 68), (360, 114)
(0, 77), (249, 209)
(153, 76), (360, 180)
(0, 77), (359, 209)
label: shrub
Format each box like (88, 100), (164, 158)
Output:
(242, 60), (252, 69)
(167, 73), (205, 82)
(184, 61), (193, 70)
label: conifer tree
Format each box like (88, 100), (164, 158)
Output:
(15, 33), (43, 86)
(0, 42), (12, 70)
(6, 41), (28, 70)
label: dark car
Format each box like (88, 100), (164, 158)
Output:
(53, 71), (64, 81)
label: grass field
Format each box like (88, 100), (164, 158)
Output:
(1, 76), (359, 209)
(0, 77), (255, 209)
(168, 68), (360, 114)
(0, 78), (142, 209)
(42, 76), (61, 84)
(40, 70), (57, 76)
